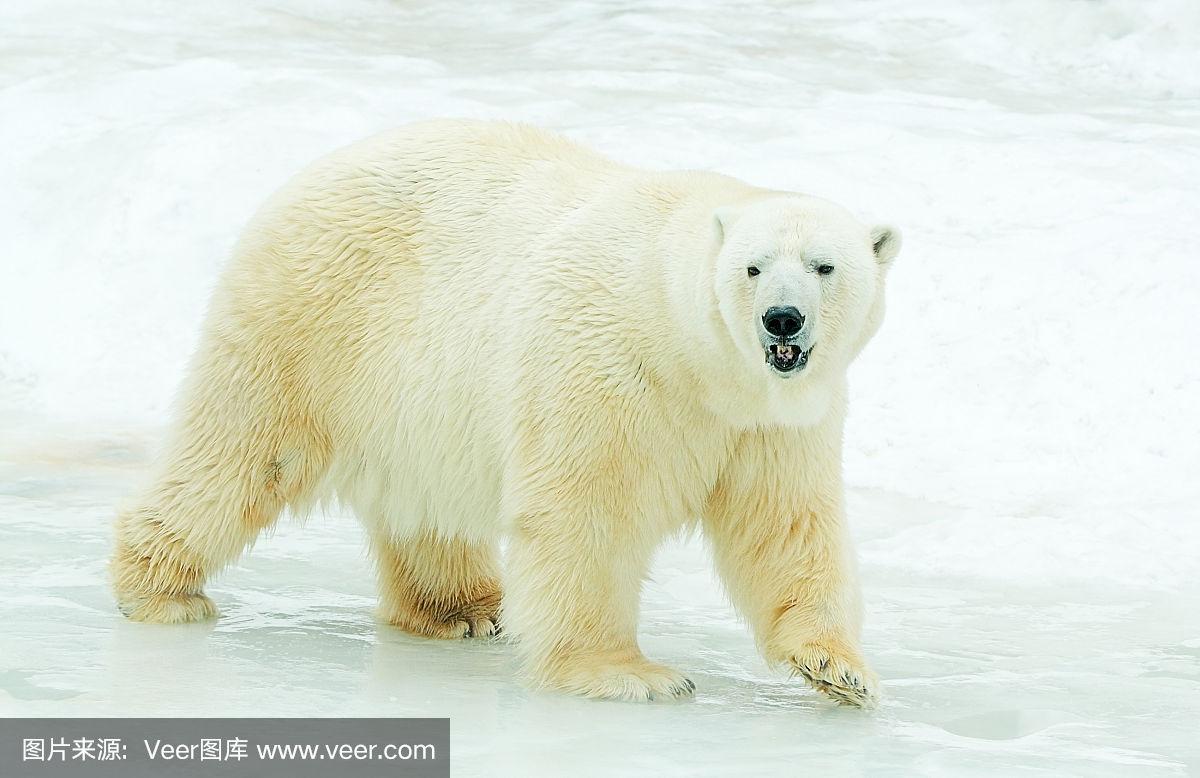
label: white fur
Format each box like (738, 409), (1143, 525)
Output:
(111, 120), (900, 706)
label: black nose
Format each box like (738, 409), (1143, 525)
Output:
(762, 306), (805, 338)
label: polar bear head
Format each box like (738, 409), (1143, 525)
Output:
(706, 196), (900, 422)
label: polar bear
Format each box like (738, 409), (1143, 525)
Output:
(111, 120), (900, 707)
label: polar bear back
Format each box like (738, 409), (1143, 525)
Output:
(204, 121), (740, 539)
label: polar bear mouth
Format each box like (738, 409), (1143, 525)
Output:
(766, 342), (813, 373)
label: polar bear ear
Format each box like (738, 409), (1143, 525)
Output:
(870, 225), (901, 266)
(713, 206), (740, 244)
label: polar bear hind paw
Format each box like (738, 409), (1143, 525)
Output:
(541, 653), (695, 702)
(382, 588), (502, 640)
(118, 592), (218, 624)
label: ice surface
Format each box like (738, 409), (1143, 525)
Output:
(2, 0), (1199, 775)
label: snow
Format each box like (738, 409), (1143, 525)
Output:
(2, 0), (1199, 774)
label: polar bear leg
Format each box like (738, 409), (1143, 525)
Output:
(503, 513), (694, 702)
(111, 337), (331, 623)
(704, 422), (879, 708)
(371, 529), (502, 639)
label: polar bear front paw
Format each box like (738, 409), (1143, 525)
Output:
(541, 650), (695, 702)
(789, 641), (880, 709)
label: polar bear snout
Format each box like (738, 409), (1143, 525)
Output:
(759, 306), (814, 376)
(762, 306), (805, 338)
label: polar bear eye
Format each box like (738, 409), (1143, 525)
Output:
(816, 264), (835, 276)
(746, 266), (761, 278)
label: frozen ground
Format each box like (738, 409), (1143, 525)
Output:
(2, 0), (1199, 774)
